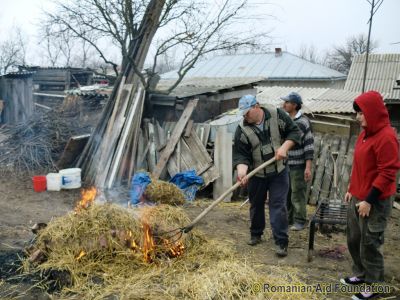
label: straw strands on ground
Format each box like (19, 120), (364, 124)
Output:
(0, 112), (89, 174)
(22, 204), (321, 299)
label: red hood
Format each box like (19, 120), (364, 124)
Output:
(354, 91), (390, 136)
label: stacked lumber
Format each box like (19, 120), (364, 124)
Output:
(135, 100), (219, 188)
(77, 0), (165, 189)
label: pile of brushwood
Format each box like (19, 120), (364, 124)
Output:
(0, 111), (89, 174)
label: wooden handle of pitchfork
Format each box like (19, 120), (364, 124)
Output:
(182, 157), (277, 233)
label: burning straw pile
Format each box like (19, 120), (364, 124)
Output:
(0, 111), (89, 174)
(23, 190), (319, 299)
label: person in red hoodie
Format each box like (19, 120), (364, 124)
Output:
(340, 91), (400, 300)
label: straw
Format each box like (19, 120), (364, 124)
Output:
(23, 204), (321, 299)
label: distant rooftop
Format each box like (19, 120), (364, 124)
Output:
(344, 53), (400, 100)
(161, 51), (346, 81)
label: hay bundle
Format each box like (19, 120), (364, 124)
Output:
(146, 179), (185, 205)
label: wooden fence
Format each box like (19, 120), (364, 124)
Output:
(307, 133), (357, 205)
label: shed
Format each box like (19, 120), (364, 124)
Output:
(0, 72), (34, 124)
(18, 66), (93, 92)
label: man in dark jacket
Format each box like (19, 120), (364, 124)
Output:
(233, 94), (301, 257)
(340, 91), (400, 300)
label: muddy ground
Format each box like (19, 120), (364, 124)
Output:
(0, 176), (399, 299)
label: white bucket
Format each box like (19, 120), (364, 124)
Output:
(46, 173), (62, 191)
(59, 168), (82, 189)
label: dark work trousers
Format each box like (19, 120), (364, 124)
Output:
(347, 197), (392, 283)
(248, 167), (289, 247)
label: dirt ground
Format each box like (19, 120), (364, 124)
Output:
(0, 177), (399, 299)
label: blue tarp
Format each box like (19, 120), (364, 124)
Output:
(170, 170), (204, 201)
(129, 172), (151, 205)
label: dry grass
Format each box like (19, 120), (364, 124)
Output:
(23, 204), (321, 299)
(145, 179), (185, 205)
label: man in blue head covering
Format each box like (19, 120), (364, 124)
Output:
(233, 94), (301, 257)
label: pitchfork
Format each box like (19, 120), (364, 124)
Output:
(158, 157), (277, 243)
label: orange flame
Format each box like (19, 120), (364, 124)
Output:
(75, 187), (97, 213)
(75, 250), (86, 260)
(165, 240), (185, 258)
(138, 207), (185, 263)
(142, 222), (155, 263)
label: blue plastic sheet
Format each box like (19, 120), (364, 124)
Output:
(170, 170), (203, 201)
(129, 172), (151, 205)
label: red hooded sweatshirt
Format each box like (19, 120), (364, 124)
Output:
(349, 91), (400, 201)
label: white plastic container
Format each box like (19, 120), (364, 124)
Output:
(59, 168), (82, 189)
(46, 173), (62, 191)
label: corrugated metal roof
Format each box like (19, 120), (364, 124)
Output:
(161, 52), (346, 80)
(344, 54), (400, 100)
(156, 77), (264, 98)
(0, 71), (34, 78)
(256, 86), (363, 114)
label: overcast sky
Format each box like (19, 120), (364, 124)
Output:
(0, 0), (399, 65)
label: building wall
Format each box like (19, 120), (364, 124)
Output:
(0, 76), (34, 124)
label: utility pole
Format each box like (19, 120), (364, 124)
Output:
(362, 0), (384, 93)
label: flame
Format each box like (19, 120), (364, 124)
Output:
(138, 207), (185, 263)
(126, 230), (139, 251)
(165, 240), (185, 258)
(142, 222), (155, 263)
(75, 250), (86, 260)
(75, 187), (97, 212)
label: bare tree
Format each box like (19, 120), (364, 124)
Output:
(325, 34), (378, 74)
(40, 25), (65, 67)
(297, 44), (321, 64)
(41, 0), (271, 93)
(0, 26), (27, 74)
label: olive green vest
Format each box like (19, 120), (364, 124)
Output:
(239, 104), (285, 177)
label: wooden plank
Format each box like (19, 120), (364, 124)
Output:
(136, 127), (149, 171)
(331, 136), (349, 200)
(213, 127), (232, 201)
(154, 121), (169, 180)
(309, 134), (332, 205)
(319, 135), (341, 201)
(339, 135), (357, 198)
(183, 128), (212, 164)
(183, 129), (219, 187)
(202, 124), (211, 146)
(166, 128), (219, 187)
(184, 120), (194, 138)
(106, 87), (144, 189)
(152, 99), (198, 179)
(127, 95), (146, 184)
(94, 79), (130, 186)
(147, 121), (157, 173)
(306, 133), (322, 202)
(166, 148), (181, 177)
(57, 134), (91, 169)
